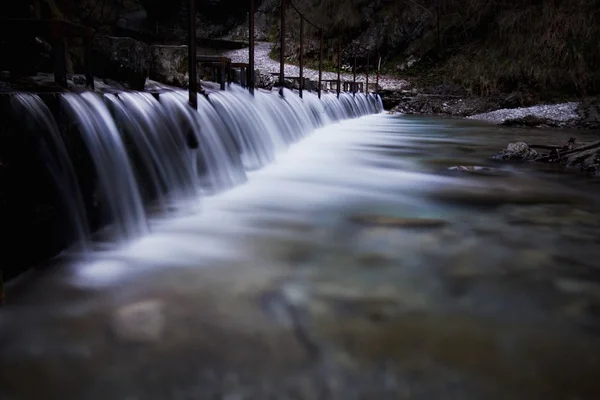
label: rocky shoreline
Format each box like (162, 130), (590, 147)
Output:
(384, 90), (600, 131)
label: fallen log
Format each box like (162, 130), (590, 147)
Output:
(529, 144), (563, 150)
(556, 140), (600, 157)
(495, 136), (600, 176)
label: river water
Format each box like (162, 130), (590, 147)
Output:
(2, 112), (600, 399)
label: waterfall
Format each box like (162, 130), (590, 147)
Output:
(10, 94), (91, 251)
(61, 92), (148, 239)
(11, 85), (382, 249)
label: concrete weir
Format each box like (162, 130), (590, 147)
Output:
(0, 83), (383, 283)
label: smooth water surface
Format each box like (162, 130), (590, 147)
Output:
(2, 113), (600, 400)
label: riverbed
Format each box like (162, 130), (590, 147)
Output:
(2, 113), (600, 400)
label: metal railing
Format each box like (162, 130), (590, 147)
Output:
(187, 0), (382, 107)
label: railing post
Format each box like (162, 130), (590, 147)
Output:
(279, 0), (285, 96)
(336, 38), (341, 98)
(84, 33), (94, 90)
(188, 0), (197, 109)
(52, 37), (67, 88)
(353, 50), (356, 95)
(249, 0), (255, 95)
(366, 50), (369, 94)
(219, 64), (225, 90)
(318, 29), (323, 99)
(376, 51), (380, 95)
(299, 16), (304, 98)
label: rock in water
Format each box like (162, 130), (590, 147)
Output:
(493, 142), (538, 161)
(111, 299), (165, 343)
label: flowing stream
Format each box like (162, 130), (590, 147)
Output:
(2, 87), (600, 400)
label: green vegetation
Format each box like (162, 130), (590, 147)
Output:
(270, 0), (599, 99)
(436, 0), (599, 97)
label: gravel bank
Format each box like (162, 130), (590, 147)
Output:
(468, 102), (580, 124)
(222, 41), (409, 91)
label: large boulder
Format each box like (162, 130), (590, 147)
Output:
(577, 100), (600, 129)
(93, 36), (149, 90)
(149, 45), (191, 88)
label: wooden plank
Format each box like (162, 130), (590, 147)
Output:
(197, 61), (229, 67)
(196, 55), (231, 63)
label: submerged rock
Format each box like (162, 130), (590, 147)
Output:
(111, 299), (165, 343)
(447, 165), (500, 175)
(493, 142), (538, 161)
(349, 215), (448, 229)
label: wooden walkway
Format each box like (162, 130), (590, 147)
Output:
(0, 1), (381, 109)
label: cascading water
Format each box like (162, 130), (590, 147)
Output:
(61, 92), (148, 239)
(105, 92), (199, 206)
(159, 91), (247, 193)
(12, 85), (382, 250)
(10, 94), (91, 251)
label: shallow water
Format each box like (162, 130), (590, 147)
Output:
(2, 114), (600, 400)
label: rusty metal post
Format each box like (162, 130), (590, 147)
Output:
(279, 0), (286, 96)
(336, 38), (341, 98)
(318, 29), (323, 99)
(365, 50), (369, 94)
(52, 37), (67, 88)
(188, 0), (197, 109)
(219, 64), (225, 90)
(353, 50), (356, 95)
(249, 0), (255, 95)
(299, 16), (304, 98)
(376, 51), (380, 94)
(84, 35), (94, 89)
